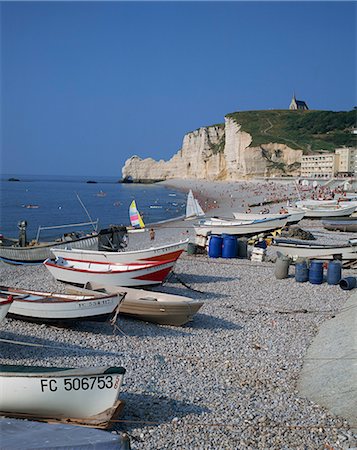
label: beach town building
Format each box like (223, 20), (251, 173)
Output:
(289, 94), (309, 111)
(300, 147), (357, 178)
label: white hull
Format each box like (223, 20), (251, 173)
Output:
(67, 282), (204, 327)
(232, 211), (305, 224)
(0, 235), (98, 264)
(52, 239), (188, 265)
(295, 199), (337, 207)
(195, 216), (288, 236)
(0, 365), (125, 427)
(44, 258), (176, 287)
(272, 239), (357, 261)
(2, 287), (124, 323)
(288, 205), (356, 218)
(0, 297), (13, 323)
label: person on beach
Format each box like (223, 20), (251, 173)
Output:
(149, 228), (155, 241)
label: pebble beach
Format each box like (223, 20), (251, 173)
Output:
(1, 179), (356, 449)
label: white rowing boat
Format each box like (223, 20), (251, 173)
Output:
(288, 204), (356, 218)
(51, 239), (188, 265)
(194, 216), (288, 237)
(67, 282), (204, 327)
(44, 258), (176, 288)
(1, 286), (125, 324)
(272, 238), (357, 261)
(232, 210), (305, 224)
(0, 296), (13, 323)
(0, 365), (125, 428)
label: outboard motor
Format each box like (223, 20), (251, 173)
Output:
(18, 220), (28, 247)
(98, 225), (128, 251)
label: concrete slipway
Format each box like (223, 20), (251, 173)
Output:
(298, 290), (357, 430)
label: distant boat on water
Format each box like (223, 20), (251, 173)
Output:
(96, 191), (107, 197)
(22, 205), (39, 209)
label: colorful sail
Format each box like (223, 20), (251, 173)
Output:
(129, 200), (145, 228)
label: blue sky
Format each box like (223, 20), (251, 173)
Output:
(1, 1), (356, 177)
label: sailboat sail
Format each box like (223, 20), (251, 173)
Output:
(129, 200), (145, 228)
(186, 190), (205, 219)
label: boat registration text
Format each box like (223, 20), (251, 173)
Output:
(40, 375), (120, 392)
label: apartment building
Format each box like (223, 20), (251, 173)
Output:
(300, 153), (338, 178)
(300, 147), (357, 178)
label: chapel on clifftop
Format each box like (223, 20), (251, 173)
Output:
(289, 93), (309, 110)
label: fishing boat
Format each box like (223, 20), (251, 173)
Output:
(0, 286), (125, 324)
(0, 365), (125, 428)
(287, 204), (356, 219)
(232, 210), (305, 225)
(44, 258), (177, 288)
(194, 216), (288, 237)
(186, 190), (205, 219)
(322, 217), (357, 233)
(272, 238), (357, 261)
(295, 199), (338, 208)
(67, 282), (204, 327)
(0, 296), (13, 323)
(51, 239), (188, 265)
(0, 220), (100, 265)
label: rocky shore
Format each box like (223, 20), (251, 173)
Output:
(1, 179), (356, 449)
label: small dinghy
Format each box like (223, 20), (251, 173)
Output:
(67, 282), (204, 327)
(1, 286), (125, 324)
(0, 365), (125, 428)
(322, 216), (357, 232)
(44, 257), (177, 288)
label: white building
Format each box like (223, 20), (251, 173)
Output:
(300, 147), (357, 178)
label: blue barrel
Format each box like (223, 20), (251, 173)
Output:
(222, 234), (238, 258)
(208, 235), (223, 258)
(295, 261), (309, 283)
(327, 260), (342, 285)
(340, 276), (357, 290)
(309, 260), (324, 285)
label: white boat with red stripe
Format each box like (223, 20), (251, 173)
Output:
(44, 257), (176, 287)
(51, 239), (188, 265)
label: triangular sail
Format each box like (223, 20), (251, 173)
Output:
(129, 200), (145, 228)
(186, 190), (205, 219)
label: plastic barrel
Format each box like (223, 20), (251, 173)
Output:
(275, 256), (290, 279)
(327, 260), (342, 285)
(339, 276), (357, 290)
(295, 260), (309, 283)
(237, 238), (248, 259)
(208, 235), (223, 258)
(309, 260), (324, 285)
(222, 234), (238, 258)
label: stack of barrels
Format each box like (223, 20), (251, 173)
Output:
(294, 259), (342, 285)
(208, 235), (247, 259)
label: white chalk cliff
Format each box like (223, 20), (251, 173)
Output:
(122, 117), (302, 181)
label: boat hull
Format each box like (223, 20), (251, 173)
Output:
(3, 287), (124, 323)
(288, 205), (356, 218)
(0, 235), (99, 265)
(44, 259), (176, 287)
(67, 283), (204, 326)
(232, 211), (305, 225)
(52, 239), (188, 265)
(195, 217), (288, 236)
(322, 217), (357, 232)
(0, 297), (13, 323)
(0, 366), (125, 428)
(272, 238), (357, 261)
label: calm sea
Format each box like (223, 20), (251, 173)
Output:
(0, 175), (187, 239)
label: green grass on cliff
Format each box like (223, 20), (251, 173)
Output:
(225, 109), (357, 152)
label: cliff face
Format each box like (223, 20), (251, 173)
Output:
(122, 117), (302, 181)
